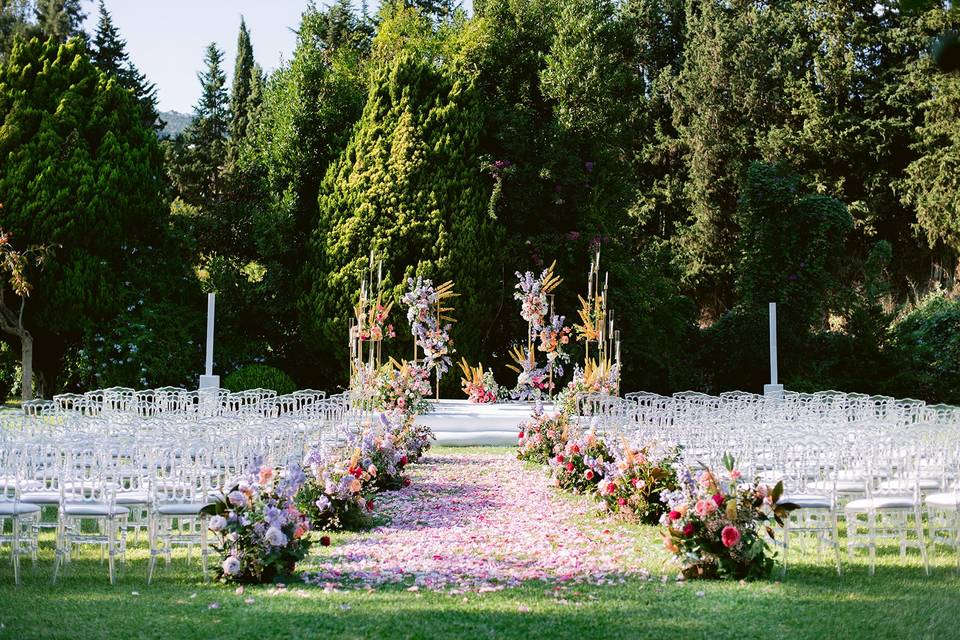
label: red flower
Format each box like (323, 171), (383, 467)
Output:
(668, 510), (681, 521)
(617, 497), (627, 507)
(584, 469), (595, 481)
(366, 499), (375, 512)
(402, 477), (412, 487)
(518, 431), (525, 439)
(399, 455), (408, 467)
(320, 535), (331, 547)
(570, 444), (581, 454)
(712, 493), (725, 508)
(721, 525), (741, 548)
(556, 454), (565, 463)
(682, 522), (695, 537)
(565, 462), (574, 472)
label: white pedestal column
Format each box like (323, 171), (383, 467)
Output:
(764, 301), (784, 398)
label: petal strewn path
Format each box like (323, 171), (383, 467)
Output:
(304, 452), (654, 592)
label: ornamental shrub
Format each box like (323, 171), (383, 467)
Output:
(887, 292), (960, 404)
(224, 364), (297, 395)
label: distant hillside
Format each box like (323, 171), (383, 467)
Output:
(159, 111), (193, 138)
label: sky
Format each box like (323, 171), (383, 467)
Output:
(82, 1), (475, 114)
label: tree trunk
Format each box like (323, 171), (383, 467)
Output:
(20, 332), (33, 402)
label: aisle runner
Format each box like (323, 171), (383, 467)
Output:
(304, 453), (652, 592)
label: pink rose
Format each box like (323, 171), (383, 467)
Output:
(712, 493), (725, 508)
(695, 499), (717, 517)
(668, 510), (681, 521)
(584, 469), (595, 481)
(721, 525), (741, 548)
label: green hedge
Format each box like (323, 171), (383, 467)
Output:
(223, 364), (298, 395)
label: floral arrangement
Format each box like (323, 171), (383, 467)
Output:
(573, 293), (602, 343)
(394, 420), (435, 463)
(555, 358), (620, 416)
(355, 291), (395, 343)
(597, 442), (681, 524)
(369, 359), (432, 417)
(547, 431), (612, 494)
(458, 358), (501, 403)
(204, 463), (313, 584)
(506, 345), (553, 401)
(660, 454), (792, 580)
(517, 410), (569, 464)
(356, 417), (411, 492)
(514, 262), (562, 330)
(297, 447), (376, 532)
(401, 277), (457, 379)
(537, 314), (572, 375)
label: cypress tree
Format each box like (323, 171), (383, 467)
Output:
(228, 17), (255, 163)
(303, 51), (504, 387)
(244, 62), (265, 141)
(90, 0), (162, 130)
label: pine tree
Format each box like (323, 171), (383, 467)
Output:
(170, 43), (229, 205)
(228, 17), (255, 163)
(34, 0), (85, 43)
(90, 0), (162, 130)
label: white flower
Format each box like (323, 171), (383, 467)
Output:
(265, 526), (287, 547)
(222, 556), (241, 576)
(209, 515), (227, 532)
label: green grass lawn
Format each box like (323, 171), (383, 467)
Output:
(0, 447), (956, 640)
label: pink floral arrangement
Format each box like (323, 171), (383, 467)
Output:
(660, 453), (792, 580)
(204, 464), (312, 584)
(516, 411), (569, 464)
(546, 431), (612, 494)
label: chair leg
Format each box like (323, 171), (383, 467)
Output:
(200, 516), (209, 582)
(832, 511), (843, 577)
(781, 523), (790, 578)
(914, 507), (929, 576)
(107, 519), (116, 586)
(867, 511), (876, 576)
(12, 516), (20, 586)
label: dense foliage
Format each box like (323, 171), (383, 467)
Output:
(1, 1), (960, 401)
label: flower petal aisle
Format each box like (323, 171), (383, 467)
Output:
(305, 452), (653, 593)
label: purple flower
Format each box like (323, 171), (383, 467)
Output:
(264, 505), (285, 529)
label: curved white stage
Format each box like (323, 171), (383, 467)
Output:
(421, 399), (546, 446)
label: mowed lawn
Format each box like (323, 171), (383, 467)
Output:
(0, 447), (955, 640)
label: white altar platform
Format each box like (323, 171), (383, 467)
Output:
(421, 399), (547, 446)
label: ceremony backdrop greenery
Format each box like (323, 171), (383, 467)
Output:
(1, 0), (960, 400)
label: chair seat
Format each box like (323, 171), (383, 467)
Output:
(116, 491), (150, 505)
(0, 476), (42, 491)
(156, 502), (210, 516)
(878, 478), (941, 492)
(0, 502), (42, 516)
(19, 491), (60, 504)
(845, 496), (917, 511)
(778, 494), (831, 509)
(807, 480), (865, 493)
(926, 493), (960, 509)
(62, 503), (130, 517)
(62, 481), (120, 493)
